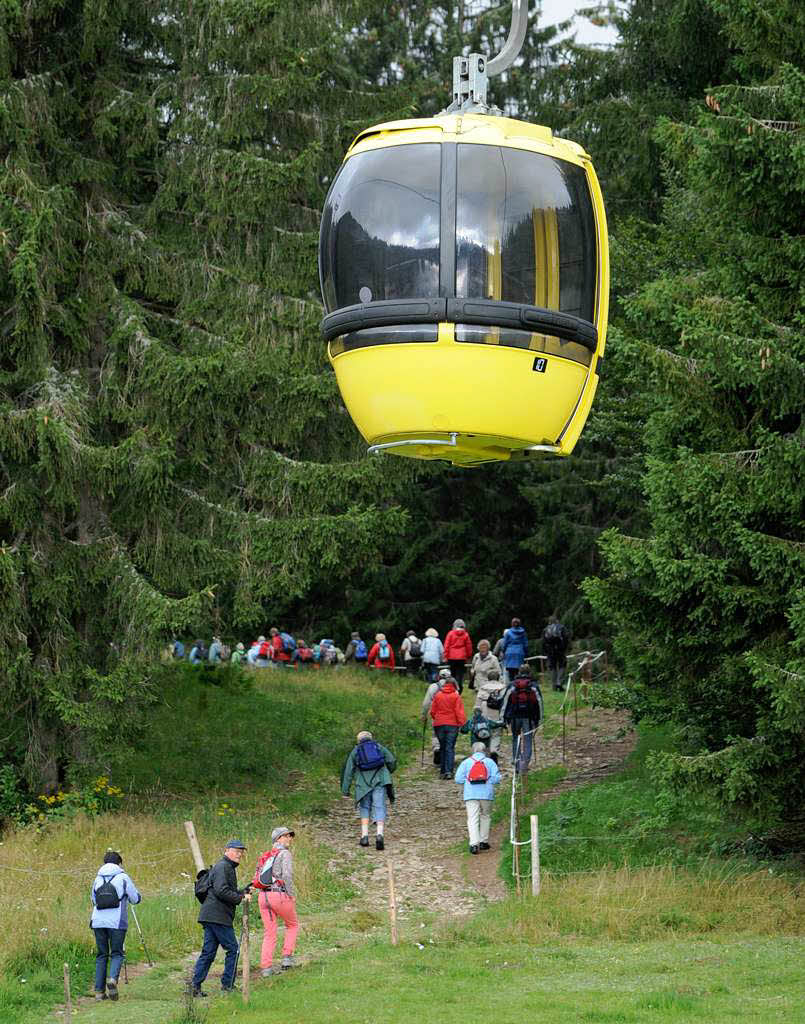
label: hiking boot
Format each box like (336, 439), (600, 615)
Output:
(433, 751), (441, 766)
(359, 835), (369, 847)
(261, 966), (281, 978)
(375, 835), (385, 851)
(107, 978), (119, 1001)
(191, 987), (207, 998)
(281, 956), (296, 970)
(470, 845), (480, 855)
(94, 992), (107, 1001)
(479, 841), (491, 851)
(221, 986), (238, 995)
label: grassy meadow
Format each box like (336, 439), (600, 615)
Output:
(0, 664), (424, 1022)
(1, 666), (802, 1024)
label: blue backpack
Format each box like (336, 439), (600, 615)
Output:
(378, 642), (390, 660)
(280, 632), (296, 653)
(355, 739), (385, 771)
(354, 639), (368, 660)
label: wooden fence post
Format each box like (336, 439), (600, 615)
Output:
(241, 900), (250, 1003)
(63, 962), (72, 1022)
(387, 856), (398, 946)
(531, 815), (540, 896)
(184, 820), (206, 873)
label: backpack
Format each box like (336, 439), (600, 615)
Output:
(297, 645), (313, 661)
(354, 739), (386, 772)
(407, 638), (422, 658)
(467, 758), (489, 785)
(509, 677), (540, 718)
(253, 848), (284, 891)
(196, 642), (208, 660)
(378, 641), (390, 660)
(485, 687), (506, 711)
(220, 644), (232, 661)
(323, 645), (338, 665)
(280, 632), (296, 653)
(173, 640), (185, 659)
(354, 639), (368, 660)
(472, 719), (492, 741)
(94, 876), (121, 910)
(258, 640), (272, 658)
(194, 867), (212, 904)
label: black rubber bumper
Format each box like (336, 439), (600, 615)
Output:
(321, 298), (598, 352)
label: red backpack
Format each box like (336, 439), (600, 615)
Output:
(252, 847), (283, 891)
(258, 640), (272, 658)
(467, 758), (489, 785)
(509, 677), (540, 718)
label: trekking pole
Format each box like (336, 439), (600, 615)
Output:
(130, 906), (154, 966)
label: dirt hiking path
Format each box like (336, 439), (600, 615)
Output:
(311, 706), (636, 919)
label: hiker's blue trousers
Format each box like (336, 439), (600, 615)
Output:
(192, 923), (239, 990)
(358, 785), (387, 822)
(93, 927), (126, 992)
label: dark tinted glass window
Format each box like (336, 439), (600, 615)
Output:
(455, 146), (596, 322)
(319, 144), (441, 312)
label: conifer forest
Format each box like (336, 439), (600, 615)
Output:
(1, 0), (803, 838)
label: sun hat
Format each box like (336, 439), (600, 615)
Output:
(271, 826), (295, 843)
(426, 627), (438, 638)
(375, 633), (386, 642)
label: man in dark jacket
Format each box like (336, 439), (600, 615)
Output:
(542, 616), (570, 691)
(503, 666), (543, 774)
(191, 839), (252, 996)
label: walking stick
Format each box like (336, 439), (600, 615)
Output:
(130, 905), (154, 966)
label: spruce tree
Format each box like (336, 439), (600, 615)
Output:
(584, 3), (805, 830)
(0, 0), (407, 789)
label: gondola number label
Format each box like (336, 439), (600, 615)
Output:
(532, 357), (547, 373)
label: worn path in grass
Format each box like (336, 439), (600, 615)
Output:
(310, 702), (636, 917)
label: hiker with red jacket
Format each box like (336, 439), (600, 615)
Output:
(454, 742), (502, 854)
(253, 826), (299, 976)
(443, 619), (473, 693)
(269, 627), (292, 667)
(429, 676), (467, 779)
(503, 665), (543, 774)
(367, 633), (395, 671)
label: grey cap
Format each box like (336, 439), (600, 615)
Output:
(271, 826), (295, 843)
(225, 838), (247, 849)
(438, 667), (451, 679)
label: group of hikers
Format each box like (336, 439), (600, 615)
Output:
(96, 615), (572, 999)
(171, 616), (572, 691)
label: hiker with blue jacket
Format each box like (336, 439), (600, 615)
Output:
(191, 839), (252, 997)
(90, 850), (142, 1002)
(501, 617), (529, 684)
(341, 731), (397, 850)
(454, 743), (502, 854)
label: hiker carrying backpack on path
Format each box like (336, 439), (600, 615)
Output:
(503, 665), (543, 775)
(444, 619), (473, 693)
(501, 617), (529, 684)
(429, 676), (467, 779)
(367, 633), (395, 671)
(341, 731), (397, 850)
(191, 839), (252, 997)
(252, 826), (298, 976)
(454, 742), (502, 854)
(90, 850), (142, 1002)
(542, 616), (570, 691)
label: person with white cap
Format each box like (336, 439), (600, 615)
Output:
(191, 839), (252, 997)
(341, 731), (397, 849)
(252, 827), (299, 976)
(454, 742), (502, 854)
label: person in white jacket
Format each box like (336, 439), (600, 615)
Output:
(421, 628), (444, 684)
(454, 743), (502, 853)
(90, 850), (141, 1001)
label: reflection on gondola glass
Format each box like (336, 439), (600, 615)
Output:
(455, 146), (596, 321)
(454, 326), (593, 366)
(319, 144), (441, 312)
